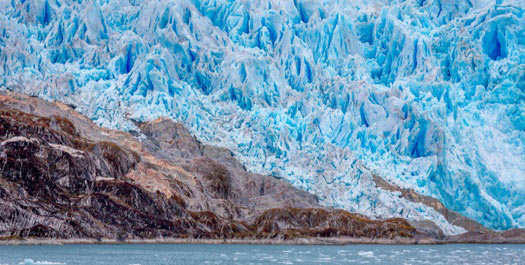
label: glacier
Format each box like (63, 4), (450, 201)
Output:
(0, 0), (524, 234)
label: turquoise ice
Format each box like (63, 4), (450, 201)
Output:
(1, 0), (523, 234)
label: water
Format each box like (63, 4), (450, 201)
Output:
(0, 244), (523, 265)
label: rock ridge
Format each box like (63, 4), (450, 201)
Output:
(0, 91), (523, 244)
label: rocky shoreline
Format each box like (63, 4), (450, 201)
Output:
(0, 237), (427, 246)
(1, 233), (524, 246)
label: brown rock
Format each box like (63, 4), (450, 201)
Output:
(3, 91), (519, 244)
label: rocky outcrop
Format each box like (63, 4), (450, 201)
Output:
(1, 91), (523, 244)
(446, 228), (525, 244)
(371, 173), (525, 243)
(254, 208), (415, 240)
(0, 91), (419, 242)
(372, 174), (490, 234)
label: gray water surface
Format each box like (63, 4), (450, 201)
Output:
(0, 244), (523, 265)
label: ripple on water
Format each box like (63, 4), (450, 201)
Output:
(357, 251), (374, 258)
(18, 260), (66, 265)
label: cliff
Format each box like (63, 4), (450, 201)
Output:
(0, 91), (522, 244)
(0, 91), (416, 242)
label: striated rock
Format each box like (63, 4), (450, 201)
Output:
(0, 91), (417, 242)
(254, 208), (416, 240)
(408, 220), (445, 240)
(373, 174), (490, 234)
(446, 229), (525, 244)
(1, 91), (522, 244)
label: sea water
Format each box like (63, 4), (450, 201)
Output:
(0, 244), (523, 265)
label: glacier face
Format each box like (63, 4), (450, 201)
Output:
(1, 0), (524, 233)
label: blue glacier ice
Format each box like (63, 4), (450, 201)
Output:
(1, 0), (524, 234)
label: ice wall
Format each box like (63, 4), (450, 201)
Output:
(1, 0), (524, 233)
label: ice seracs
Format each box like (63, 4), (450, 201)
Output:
(0, 0), (523, 234)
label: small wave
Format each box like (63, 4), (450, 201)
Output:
(357, 251), (374, 258)
(19, 259), (66, 265)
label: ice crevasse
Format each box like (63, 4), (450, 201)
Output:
(0, 0), (524, 234)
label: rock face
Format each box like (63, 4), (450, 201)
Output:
(372, 174), (490, 235)
(254, 208), (415, 239)
(0, 91), (417, 241)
